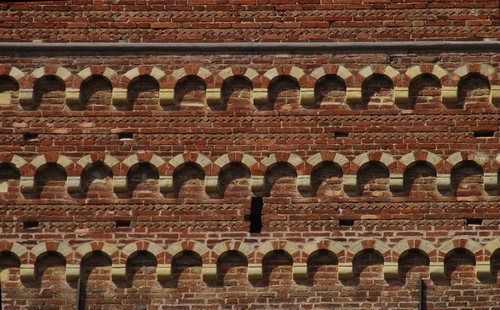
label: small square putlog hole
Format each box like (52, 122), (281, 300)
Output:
(23, 221), (39, 229)
(116, 220), (131, 228)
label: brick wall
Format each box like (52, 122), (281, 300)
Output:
(0, 45), (500, 308)
(0, 0), (499, 42)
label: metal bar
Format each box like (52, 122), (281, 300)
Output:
(418, 276), (423, 310)
(76, 278), (81, 310)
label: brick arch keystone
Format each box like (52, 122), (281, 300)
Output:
(30, 154), (76, 176)
(120, 66), (167, 89)
(352, 152), (397, 174)
(310, 65), (354, 88)
(75, 154), (120, 177)
(453, 64), (497, 85)
(28, 66), (73, 88)
(0, 66), (27, 88)
(165, 240), (210, 265)
(404, 65), (449, 86)
(261, 66), (308, 88)
(74, 66), (119, 88)
(168, 153), (212, 176)
(211, 240), (252, 264)
(357, 65), (401, 87)
(400, 151), (443, 173)
(0, 241), (27, 262)
(31, 242), (72, 262)
(252, 240), (300, 264)
(349, 240), (392, 263)
(216, 67), (260, 88)
(75, 241), (120, 265)
(122, 153), (166, 175)
(260, 153), (306, 174)
(122, 241), (164, 261)
(306, 152), (350, 175)
(445, 151), (490, 173)
(438, 238), (483, 263)
(166, 66), (216, 88)
(213, 153), (258, 176)
(302, 240), (350, 264)
(0, 154), (29, 175)
(393, 239), (436, 262)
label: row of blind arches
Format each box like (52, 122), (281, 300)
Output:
(0, 158), (491, 199)
(0, 67), (495, 111)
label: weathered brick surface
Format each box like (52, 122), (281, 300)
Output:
(0, 0), (499, 42)
(1, 1), (500, 307)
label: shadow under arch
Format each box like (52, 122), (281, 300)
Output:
(215, 250), (249, 287)
(79, 74), (113, 111)
(264, 162), (298, 197)
(221, 75), (253, 111)
(33, 162), (69, 200)
(79, 250), (113, 309)
(302, 249), (339, 287)
(356, 161), (390, 198)
(126, 162), (161, 199)
(403, 161), (437, 198)
(173, 162), (206, 199)
(261, 249), (294, 287)
(450, 160), (484, 197)
(457, 73), (491, 109)
(174, 75), (206, 110)
(127, 75), (160, 110)
(32, 75), (66, 111)
(343, 249), (384, 287)
(310, 161), (343, 198)
(408, 73), (442, 109)
(315, 74), (346, 109)
(218, 162), (252, 198)
(79, 162), (115, 200)
(266, 75), (301, 111)
(361, 73), (394, 109)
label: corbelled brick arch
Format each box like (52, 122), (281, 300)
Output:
(438, 238), (484, 279)
(349, 239), (395, 279)
(165, 66), (217, 108)
(247, 240), (301, 280)
(120, 66), (167, 89)
(261, 66), (308, 109)
(216, 67), (260, 89)
(404, 65), (449, 108)
(211, 240), (252, 264)
(0, 65), (25, 87)
(261, 66), (308, 89)
(168, 153), (212, 176)
(28, 66), (73, 88)
(310, 65), (353, 109)
(453, 64), (499, 108)
(217, 67), (260, 109)
(214, 153), (258, 195)
(0, 241), (27, 263)
(356, 65), (400, 109)
(302, 239), (351, 264)
(0, 154), (29, 175)
(74, 66), (120, 89)
(444, 151), (493, 194)
(393, 239), (436, 263)
(76, 241), (120, 265)
(351, 152), (399, 192)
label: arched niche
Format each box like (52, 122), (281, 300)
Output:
(79, 75), (112, 111)
(357, 161), (390, 198)
(264, 162), (298, 197)
(0, 75), (19, 107)
(32, 75), (66, 111)
(307, 249), (338, 285)
(267, 76), (301, 111)
(79, 251), (113, 309)
(35, 251), (67, 287)
(310, 161), (343, 197)
(457, 74), (491, 109)
(127, 162), (161, 199)
(81, 163), (114, 199)
(262, 250), (293, 286)
(351, 249), (384, 284)
(0, 163), (20, 198)
(128, 75), (160, 110)
(444, 248), (476, 285)
(398, 249), (430, 284)
(218, 162), (251, 198)
(171, 250), (203, 288)
(173, 163), (206, 199)
(451, 161), (484, 197)
(125, 250), (158, 286)
(216, 250), (248, 286)
(362, 74), (394, 109)
(174, 76), (206, 110)
(34, 163), (68, 199)
(315, 74), (346, 109)
(409, 74), (442, 109)
(0, 251), (21, 285)
(221, 76), (253, 111)
(403, 161), (437, 197)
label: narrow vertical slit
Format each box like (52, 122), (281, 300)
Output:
(250, 197), (263, 233)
